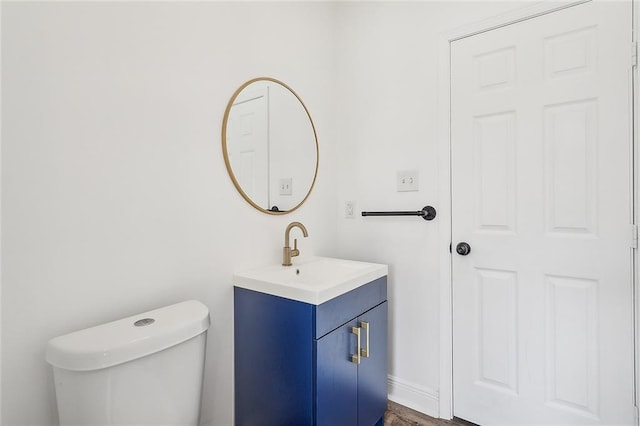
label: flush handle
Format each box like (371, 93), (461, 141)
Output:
(360, 321), (370, 358)
(351, 326), (361, 364)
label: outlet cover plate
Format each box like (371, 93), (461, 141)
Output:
(345, 201), (355, 218)
(279, 178), (293, 196)
(397, 170), (419, 192)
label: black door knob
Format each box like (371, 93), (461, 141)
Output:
(456, 242), (471, 256)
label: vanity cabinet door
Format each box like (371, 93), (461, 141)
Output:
(315, 319), (358, 426)
(357, 302), (388, 426)
(315, 301), (388, 426)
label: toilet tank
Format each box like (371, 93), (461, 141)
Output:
(46, 300), (210, 426)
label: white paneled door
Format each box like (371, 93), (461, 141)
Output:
(451, 2), (635, 425)
(226, 86), (270, 208)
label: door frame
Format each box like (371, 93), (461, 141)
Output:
(436, 0), (638, 420)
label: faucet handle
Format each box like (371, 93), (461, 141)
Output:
(291, 238), (300, 258)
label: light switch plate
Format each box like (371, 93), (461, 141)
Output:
(397, 170), (419, 192)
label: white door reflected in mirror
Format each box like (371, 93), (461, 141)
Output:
(222, 77), (318, 214)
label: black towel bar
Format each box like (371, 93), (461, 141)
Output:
(361, 205), (436, 221)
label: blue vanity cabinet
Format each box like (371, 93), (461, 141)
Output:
(234, 276), (387, 426)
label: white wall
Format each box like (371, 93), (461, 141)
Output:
(332, 1), (535, 416)
(2, 2), (552, 425)
(1, 3), (337, 425)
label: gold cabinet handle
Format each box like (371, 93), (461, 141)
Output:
(360, 321), (370, 358)
(351, 326), (361, 364)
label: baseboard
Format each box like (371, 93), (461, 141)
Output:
(387, 375), (440, 418)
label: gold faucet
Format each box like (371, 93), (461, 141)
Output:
(282, 221), (308, 266)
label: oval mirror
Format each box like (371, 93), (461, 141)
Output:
(222, 77), (319, 214)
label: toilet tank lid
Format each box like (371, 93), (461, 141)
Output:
(45, 300), (210, 371)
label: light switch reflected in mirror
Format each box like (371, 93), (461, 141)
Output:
(222, 77), (318, 214)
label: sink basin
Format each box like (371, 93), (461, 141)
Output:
(233, 256), (388, 305)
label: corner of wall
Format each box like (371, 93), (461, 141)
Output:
(634, 0), (639, 416)
(1, 0), (4, 421)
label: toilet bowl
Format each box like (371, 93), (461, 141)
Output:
(46, 300), (210, 426)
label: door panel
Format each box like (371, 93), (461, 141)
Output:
(451, 2), (634, 425)
(475, 268), (518, 394)
(226, 87), (269, 207)
(545, 275), (599, 416)
(473, 111), (517, 233)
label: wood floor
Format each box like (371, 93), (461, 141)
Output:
(384, 401), (475, 426)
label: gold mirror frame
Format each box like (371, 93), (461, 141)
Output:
(222, 77), (319, 215)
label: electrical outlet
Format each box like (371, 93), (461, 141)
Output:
(397, 170), (419, 192)
(345, 201), (355, 218)
(279, 178), (292, 196)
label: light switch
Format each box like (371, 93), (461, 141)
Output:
(397, 170), (419, 192)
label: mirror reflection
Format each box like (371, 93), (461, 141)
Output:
(222, 78), (318, 214)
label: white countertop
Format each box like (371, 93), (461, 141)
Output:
(233, 256), (388, 305)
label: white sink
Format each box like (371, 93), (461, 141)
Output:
(233, 256), (388, 305)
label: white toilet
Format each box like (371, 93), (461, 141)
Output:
(46, 300), (210, 426)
